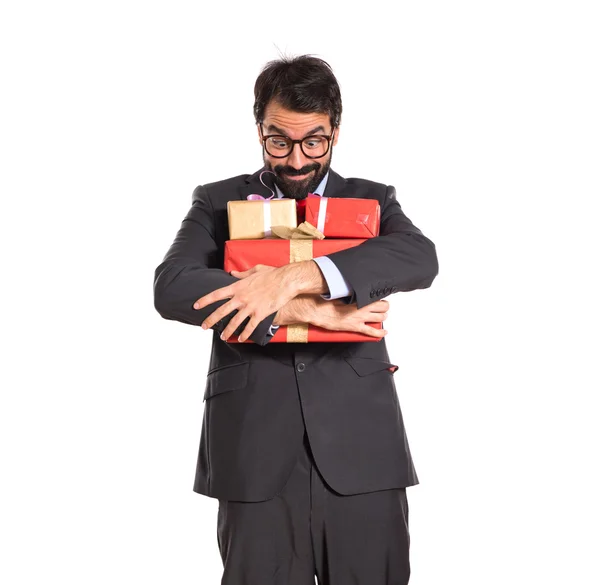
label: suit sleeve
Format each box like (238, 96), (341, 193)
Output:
(323, 186), (438, 309)
(153, 185), (277, 346)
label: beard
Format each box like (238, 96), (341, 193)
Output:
(263, 154), (332, 200)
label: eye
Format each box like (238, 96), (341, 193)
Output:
(303, 136), (324, 149)
(268, 137), (290, 149)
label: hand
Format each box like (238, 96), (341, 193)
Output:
(276, 296), (389, 339)
(193, 264), (297, 343)
(315, 297), (389, 338)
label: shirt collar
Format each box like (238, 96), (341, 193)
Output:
(274, 171), (329, 198)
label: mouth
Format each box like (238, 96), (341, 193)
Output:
(284, 170), (314, 181)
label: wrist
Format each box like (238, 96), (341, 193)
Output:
(294, 295), (329, 328)
(274, 295), (316, 327)
(281, 260), (327, 296)
(273, 305), (287, 327)
(274, 297), (298, 327)
(297, 295), (318, 325)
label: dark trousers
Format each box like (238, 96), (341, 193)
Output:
(217, 431), (411, 585)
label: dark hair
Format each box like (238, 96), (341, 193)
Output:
(253, 54), (342, 129)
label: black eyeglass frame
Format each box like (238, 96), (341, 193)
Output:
(258, 124), (336, 159)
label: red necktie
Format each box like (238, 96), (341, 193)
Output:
(296, 198), (307, 223)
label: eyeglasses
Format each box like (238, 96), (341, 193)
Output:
(259, 124), (335, 159)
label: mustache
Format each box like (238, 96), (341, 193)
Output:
(275, 164), (319, 177)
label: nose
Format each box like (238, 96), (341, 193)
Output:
(287, 142), (308, 170)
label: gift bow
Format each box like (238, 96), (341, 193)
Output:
(270, 222), (325, 240)
(246, 193), (275, 201)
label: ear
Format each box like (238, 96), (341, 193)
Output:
(256, 124), (263, 145)
(333, 126), (340, 146)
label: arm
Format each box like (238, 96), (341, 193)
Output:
(153, 185), (277, 346)
(298, 186), (438, 308)
(188, 184), (431, 342)
(266, 258), (354, 336)
(274, 295), (389, 339)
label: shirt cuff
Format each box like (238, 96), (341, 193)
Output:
(312, 256), (354, 300)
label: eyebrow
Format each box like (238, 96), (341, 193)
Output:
(266, 124), (327, 138)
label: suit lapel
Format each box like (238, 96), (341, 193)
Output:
(322, 168), (347, 198)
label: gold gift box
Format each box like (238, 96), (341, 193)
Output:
(227, 199), (297, 240)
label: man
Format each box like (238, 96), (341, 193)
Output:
(154, 55), (438, 585)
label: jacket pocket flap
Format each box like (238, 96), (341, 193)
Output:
(344, 357), (398, 377)
(203, 362), (249, 401)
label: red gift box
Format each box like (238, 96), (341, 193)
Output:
(305, 197), (380, 238)
(223, 239), (383, 343)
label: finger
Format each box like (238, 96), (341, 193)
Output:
(368, 312), (388, 322)
(201, 299), (240, 330)
(357, 303), (388, 320)
(193, 285), (234, 311)
(237, 315), (262, 343)
(363, 299), (388, 312)
(360, 324), (388, 338)
(220, 308), (251, 341)
(232, 264), (275, 279)
(230, 267), (253, 278)
(371, 299), (390, 311)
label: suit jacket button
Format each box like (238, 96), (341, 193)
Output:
(390, 286), (398, 293)
(376, 288), (382, 295)
(296, 363), (306, 372)
(369, 291), (375, 298)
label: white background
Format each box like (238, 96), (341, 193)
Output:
(1, 1), (599, 583)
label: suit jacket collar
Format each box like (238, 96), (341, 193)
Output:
(241, 167), (347, 200)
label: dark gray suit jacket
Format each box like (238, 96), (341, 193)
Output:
(154, 167), (438, 501)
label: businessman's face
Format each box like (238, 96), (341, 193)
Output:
(258, 101), (339, 200)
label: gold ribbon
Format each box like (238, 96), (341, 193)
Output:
(270, 222), (325, 343)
